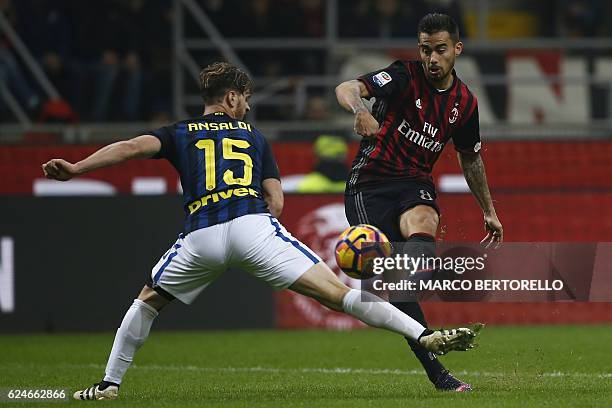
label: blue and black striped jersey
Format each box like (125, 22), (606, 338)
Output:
(150, 112), (280, 233)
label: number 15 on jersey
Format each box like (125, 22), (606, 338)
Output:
(195, 138), (253, 191)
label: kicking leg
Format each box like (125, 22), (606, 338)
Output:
(289, 262), (478, 354)
(74, 285), (171, 400)
(396, 205), (473, 391)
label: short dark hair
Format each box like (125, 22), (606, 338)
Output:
(417, 13), (460, 43)
(199, 62), (253, 104)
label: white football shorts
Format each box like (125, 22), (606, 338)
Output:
(149, 213), (321, 304)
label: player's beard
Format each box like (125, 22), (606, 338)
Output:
(424, 60), (454, 89)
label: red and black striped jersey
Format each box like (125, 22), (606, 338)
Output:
(346, 60), (481, 195)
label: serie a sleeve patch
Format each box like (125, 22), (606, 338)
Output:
(372, 71), (392, 87)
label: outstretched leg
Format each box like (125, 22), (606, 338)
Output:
(73, 286), (171, 401)
(289, 262), (479, 355)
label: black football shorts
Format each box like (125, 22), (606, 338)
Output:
(344, 181), (440, 242)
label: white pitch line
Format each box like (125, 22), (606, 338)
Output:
(73, 364), (612, 379)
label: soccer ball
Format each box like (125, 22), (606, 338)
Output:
(334, 224), (392, 279)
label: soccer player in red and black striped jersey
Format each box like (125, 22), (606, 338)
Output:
(336, 13), (503, 391)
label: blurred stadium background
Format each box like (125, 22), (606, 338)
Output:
(1, 0), (612, 333)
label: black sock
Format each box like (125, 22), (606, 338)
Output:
(406, 233), (436, 271)
(406, 336), (446, 383)
(391, 301), (446, 383)
(392, 233), (446, 384)
(400, 233), (445, 383)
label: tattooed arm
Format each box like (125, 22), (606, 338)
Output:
(335, 80), (380, 137)
(458, 152), (503, 247)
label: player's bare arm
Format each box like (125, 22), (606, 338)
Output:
(335, 80), (380, 137)
(262, 178), (283, 218)
(42, 135), (161, 181)
(457, 151), (503, 247)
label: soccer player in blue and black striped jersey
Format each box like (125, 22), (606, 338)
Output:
(43, 62), (481, 401)
(150, 103), (279, 232)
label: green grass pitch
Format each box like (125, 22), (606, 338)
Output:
(1, 326), (611, 407)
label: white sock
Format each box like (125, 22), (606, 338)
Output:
(103, 299), (158, 384)
(341, 289), (425, 340)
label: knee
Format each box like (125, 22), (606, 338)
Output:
(414, 213), (439, 232)
(137, 286), (169, 311)
(400, 207), (439, 237)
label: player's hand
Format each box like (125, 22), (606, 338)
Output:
(42, 159), (79, 181)
(354, 110), (380, 137)
(481, 213), (503, 249)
